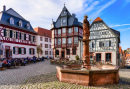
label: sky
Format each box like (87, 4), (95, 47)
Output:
(0, 0), (130, 50)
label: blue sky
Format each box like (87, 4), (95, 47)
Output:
(0, 0), (130, 50)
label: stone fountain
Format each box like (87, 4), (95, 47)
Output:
(56, 15), (119, 86)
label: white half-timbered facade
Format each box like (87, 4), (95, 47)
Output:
(0, 6), (37, 59)
(81, 17), (120, 66)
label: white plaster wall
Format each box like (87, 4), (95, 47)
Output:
(36, 35), (53, 58)
(2, 43), (37, 58)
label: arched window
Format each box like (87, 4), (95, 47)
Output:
(55, 50), (59, 57)
(27, 23), (30, 29)
(10, 17), (14, 24)
(19, 20), (22, 27)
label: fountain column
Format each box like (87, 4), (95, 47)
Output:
(82, 15), (91, 70)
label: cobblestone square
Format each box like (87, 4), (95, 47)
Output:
(0, 60), (130, 89)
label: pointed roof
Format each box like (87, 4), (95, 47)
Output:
(93, 17), (102, 22)
(5, 8), (26, 20)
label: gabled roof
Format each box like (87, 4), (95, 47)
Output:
(93, 17), (102, 22)
(51, 5), (82, 29)
(34, 27), (51, 37)
(5, 8), (26, 20)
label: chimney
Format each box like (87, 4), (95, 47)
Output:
(3, 5), (6, 12)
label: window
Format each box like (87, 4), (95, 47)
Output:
(45, 44), (48, 48)
(105, 41), (109, 47)
(55, 30), (57, 34)
(6, 29), (10, 37)
(50, 45), (51, 48)
(45, 38), (48, 42)
(106, 53), (111, 62)
(31, 35), (33, 42)
(55, 39), (57, 44)
(62, 38), (66, 44)
(63, 19), (66, 23)
(29, 35), (31, 41)
(68, 28), (72, 33)
(74, 37), (78, 44)
(73, 49), (76, 55)
(50, 51), (51, 55)
(58, 29), (61, 34)
(40, 37), (42, 41)
(58, 39), (61, 45)
(13, 31), (16, 38)
(96, 53), (101, 62)
(27, 23), (30, 29)
(21, 48), (24, 54)
(68, 38), (72, 44)
(24, 34), (26, 40)
(62, 28), (66, 33)
(45, 51), (48, 55)
(29, 48), (35, 55)
(67, 49), (70, 55)
(15, 47), (18, 54)
(56, 50), (59, 55)
(92, 42), (94, 48)
(19, 20), (22, 27)
(90, 55), (93, 58)
(40, 43), (42, 47)
(21, 33), (24, 40)
(10, 18), (14, 24)
(74, 27), (78, 32)
(102, 32), (106, 35)
(49, 39), (51, 42)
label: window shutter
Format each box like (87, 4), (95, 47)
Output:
(16, 32), (18, 39)
(19, 47), (21, 54)
(4, 29), (6, 36)
(13, 47), (15, 54)
(10, 30), (12, 38)
(29, 48), (31, 54)
(33, 36), (35, 42)
(19, 33), (21, 39)
(33, 49), (35, 54)
(99, 42), (101, 47)
(29, 35), (31, 41)
(24, 34), (26, 40)
(109, 41), (111, 47)
(92, 42), (94, 48)
(24, 48), (26, 54)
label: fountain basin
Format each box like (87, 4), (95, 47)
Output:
(56, 65), (119, 86)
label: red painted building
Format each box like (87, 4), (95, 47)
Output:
(51, 5), (83, 60)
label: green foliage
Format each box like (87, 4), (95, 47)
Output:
(75, 55), (79, 60)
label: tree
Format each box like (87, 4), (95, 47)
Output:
(37, 45), (43, 58)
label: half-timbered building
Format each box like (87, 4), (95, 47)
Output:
(83, 17), (120, 66)
(0, 6), (37, 59)
(51, 5), (83, 60)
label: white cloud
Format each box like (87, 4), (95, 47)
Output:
(118, 28), (130, 32)
(0, 0), (117, 29)
(110, 24), (130, 27)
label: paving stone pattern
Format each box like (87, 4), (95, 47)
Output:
(0, 60), (130, 89)
(0, 60), (56, 89)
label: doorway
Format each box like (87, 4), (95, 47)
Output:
(62, 51), (65, 58)
(5, 46), (10, 59)
(96, 53), (101, 62)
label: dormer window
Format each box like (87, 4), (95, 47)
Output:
(10, 17), (14, 25)
(27, 23), (30, 29)
(19, 20), (22, 27)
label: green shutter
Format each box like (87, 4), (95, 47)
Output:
(16, 32), (18, 39)
(10, 30), (12, 38)
(33, 36), (35, 42)
(24, 48), (26, 54)
(29, 35), (31, 41)
(4, 29), (6, 36)
(29, 48), (31, 54)
(19, 47), (21, 54)
(13, 47), (15, 54)
(33, 49), (35, 54)
(24, 34), (26, 40)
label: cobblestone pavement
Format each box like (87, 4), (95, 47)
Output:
(0, 60), (57, 89)
(0, 61), (130, 89)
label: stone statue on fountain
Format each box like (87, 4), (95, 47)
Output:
(82, 15), (91, 70)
